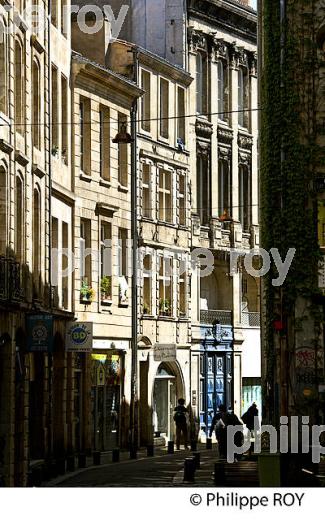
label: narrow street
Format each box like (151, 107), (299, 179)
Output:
(45, 448), (220, 488)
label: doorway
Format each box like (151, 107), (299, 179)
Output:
(153, 364), (177, 441)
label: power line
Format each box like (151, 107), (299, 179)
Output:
(0, 107), (262, 128)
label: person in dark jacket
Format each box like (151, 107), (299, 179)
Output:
(210, 405), (243, 459)
(173, 398), (188, 450)
(241, 403), (259, 456)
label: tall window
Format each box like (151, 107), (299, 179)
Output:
(238, 67), (249, 128)
(217, 60), (228, 122)
(239, 165), (251, 232)
(118, 112), (128, 186)
(61, 0), (67, 37)
(160, 78), (169, 139)
(218, 159), (231, 217)
(80, 219), (91, 287)
(15, 175), (24, 262)
(141, 70), (151, 133)
(158, 256), (172, 317)
(15, 39), (25, 134)
(51, 66), (58, 151)
(143, 254), (152, 315)
(61, 75), (68, 162)
(0, 166), (7, 255)
(100, 222), (112, 301)
(177, 87), (186, 145)
(0, 28), (8, 115)
(33, 188), (41, 294)
(32, 59), (41, 148)
(196, 52), (207, 114)
(51, 0), (58, 27)
(100, 106), (110, 180)
(158, 168), (172, 223)
(179, 171), (186, 226)
(118, 228), (128, 279)
(197, 154), (210, 225)
(142, 163), (152, 219)
(179, 258), (187, 317)
(79, 98), (91, 174)
(62, 222), (69, 308)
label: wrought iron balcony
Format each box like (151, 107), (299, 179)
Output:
(200, 309), (232, 326)
(0, 256), (25, 302)
(241, 311), (260, 327)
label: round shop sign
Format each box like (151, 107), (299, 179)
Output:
(66, 322), (93, 352)
(32, 322), (48, 342)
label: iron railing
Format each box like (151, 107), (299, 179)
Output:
(200, 309), (232, 326)
(241, 311), (260, 327)
(0, 256), (24, 302)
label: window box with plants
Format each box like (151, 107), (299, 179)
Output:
(80, 280), (95, 304)
(142, 301), (152, 316)
(100, 276), (112, 305)
(159, 299), (171, 317)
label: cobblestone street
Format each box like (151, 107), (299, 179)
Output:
(45, 447), (219, 488)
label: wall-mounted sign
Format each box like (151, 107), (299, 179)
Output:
(66, 322), (93, 353)
(153, 344), (176, 363)
(27, 315), (53, 352)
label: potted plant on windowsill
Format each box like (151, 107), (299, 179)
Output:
(80, 281), (95, 303)
(51, 146), (59, 157)
(143, 302), (150, 315)
(159, 299), (171, 317)
(100, 276), (112, 304)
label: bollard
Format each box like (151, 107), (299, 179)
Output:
(184, 457), (196, 483)
(112, 449), (120, 463)
(167, 440), (174, 454)
(191, 440), (197, 452)
(130, 447), (137, 459)
(147, 445), (154, 457)
(93, 451), (101, 466)
(78, 453), (86, 469)
(193, 451), (201, 469)
(206, 437), (212, 450)
(214, 460), (226, 486)
(56, 458), (66, 475)
(66, 455), (75, 472)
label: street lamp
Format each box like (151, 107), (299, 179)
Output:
(113, 49), (139, 459)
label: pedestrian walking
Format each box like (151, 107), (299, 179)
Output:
(210, 405), (243, 460)
(241, 402), (259, 456)
(173, 398), (189, 450)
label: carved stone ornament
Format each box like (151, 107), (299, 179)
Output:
(188, 27), (208, 52)
(238, 133), (253, 149)
(197, 141), (211, 157)
(229, 42), (249, 69)
(195, 118), (214, 139)
(248, 51), (258, 77)
(239, 151), (251, 166)
(218, 127), (233, 145)
(212, 37), (229, 60)
(219, 145), (232, 161)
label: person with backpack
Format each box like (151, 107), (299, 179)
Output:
(241, 403), (259, 456)
(173, 398), (189, 450)
(210, 405), (243, 459)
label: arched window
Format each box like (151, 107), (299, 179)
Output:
(32, 59), (41, 148)
(33, 187), (41, 294)
(15, 39), (25, 134)
(0, 165), (7, 255)
(0, 26), (8, 115)
(15, 174), (24, 262)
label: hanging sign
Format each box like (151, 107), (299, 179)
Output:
(66, 322), (93, 353)
(27, 315), (53, 353)
(153, 344), (176, 362)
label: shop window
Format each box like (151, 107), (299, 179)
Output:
(141, 70), (151, 133)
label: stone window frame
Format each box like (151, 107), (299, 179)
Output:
(140, 158), (154, 221)
(159, 76), (170, 141)
(140, 67), (151, 135)
(15, 36), (25, 135)
(157, 162), (174, 224)
(0, 20), (9, 116)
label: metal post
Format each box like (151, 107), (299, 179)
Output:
(129, 48), (139, 460)
(214, 460), (226, 485)
(184, 457), (196, 483)
(168, 440), (174, 454)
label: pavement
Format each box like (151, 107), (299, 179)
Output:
(43, 446), (220, 488)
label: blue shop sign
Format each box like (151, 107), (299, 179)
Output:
(27, 315), (53, 352)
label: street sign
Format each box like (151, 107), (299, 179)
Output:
(66, 322), (93, 352)
(153, 344), (176, 362)
(26, 315), (53, 352)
